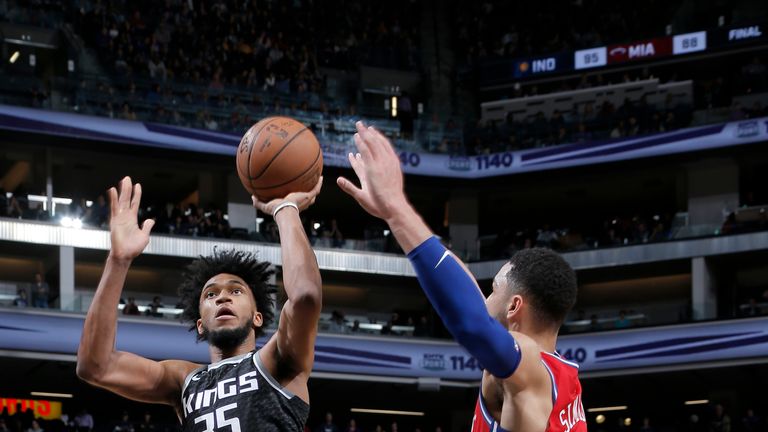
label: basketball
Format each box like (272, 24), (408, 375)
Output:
(236, 116), (323, 201)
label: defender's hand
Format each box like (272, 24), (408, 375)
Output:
(252, 176), (323, 216)
(108, 176), (155, 261)
(336, 121), (409, 220)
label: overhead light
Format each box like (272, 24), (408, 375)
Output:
(313, 223), (321, 230)
(350, 408), (424, 417)
(28, 194), (73, 205)
(685, 400), (709, 405)
(391, 96), (398, 118)
(31, 392), (73, 399)
(595, 415), (606, 424)
(587, 406), (628, 413)
(9, 51), (19, 64)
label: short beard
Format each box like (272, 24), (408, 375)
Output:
(201, 322), (253, 351)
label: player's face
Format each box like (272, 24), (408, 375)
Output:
(197, 273), (262, 336)
(486, 263), (514, 326)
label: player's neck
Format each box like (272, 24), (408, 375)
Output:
(208, 336), (257, 363)
(517, 322), (558, 353)
(530, 331), (558, 353)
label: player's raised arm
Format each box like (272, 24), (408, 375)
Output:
(252, 178), (323, 398)
(76, 177), (197, 406)
(337, 123), (521, 378)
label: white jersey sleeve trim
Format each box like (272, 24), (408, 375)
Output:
(540, 359), (558, 405)
(181, 365), (207, 405)
(253, 350), (297, 400)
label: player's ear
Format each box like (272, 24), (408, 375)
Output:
(196, 318), (204, 335)
(252, 311), (263, 328)
(507, 295), (523, 320)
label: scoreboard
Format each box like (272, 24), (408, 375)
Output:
(507, 23), (765, 79)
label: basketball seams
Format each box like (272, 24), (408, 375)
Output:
(245, 117), (284, 193)
(251, 144), (322, 190)
(249, 126), (310, 180)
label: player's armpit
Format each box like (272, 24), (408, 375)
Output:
(79, 350), (198, 406)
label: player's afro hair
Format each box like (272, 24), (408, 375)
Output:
(505, 248), (577, 326)
(178, 249), (276, 340)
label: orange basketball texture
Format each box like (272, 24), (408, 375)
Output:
(236, 117), (323, 201)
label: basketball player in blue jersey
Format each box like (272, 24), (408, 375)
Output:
(77, 176), (323, 431)
(338, 123), (586, 432)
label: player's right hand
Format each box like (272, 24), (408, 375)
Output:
(108, 176), (155, 261)
(252, 176), (323, 216)
(336, 121), (409, 221)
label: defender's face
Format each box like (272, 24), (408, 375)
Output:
(485, 262), (513, 325)
(197, 273), (262, 336)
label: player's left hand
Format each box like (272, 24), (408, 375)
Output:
(336, 121), (409, 221)
(252, 176), (323, 216)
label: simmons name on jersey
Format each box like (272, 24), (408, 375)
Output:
(181, 350), (308, 432)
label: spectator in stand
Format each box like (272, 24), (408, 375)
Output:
(316, 412), (339, 432)
(572, 123), (592, 143)
(328, 218), (344, 248)
(26, 420), (43, 432)
(710, 404), (731, 432)
(535, 224), (558, 248)
(31, 273), (49, 308)
(741, 409), (761, 432)
(328, 310), (348, 333)
(413, 315), (430, 337)
(385, 312), (403, 335)
(134, 413), (155, 432)
(638, 417), (655, 432)
(123, 297), (141, 316)
(89, 195), (108, 228)
(6, 196), (23, 219)
(74, 409), (94, 432)
(113, 412), (134, 432)
(614, 310), (631, 329)
(344, 419), (361, 432)
(589, 314), (601, 332)
(13, 289), (28, 308)
(742, 298), (761, 317)
(145, 296), (164, 318)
